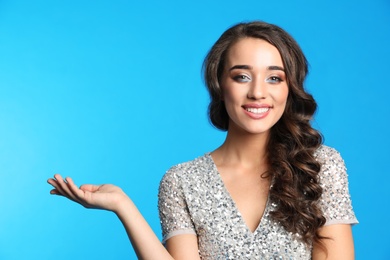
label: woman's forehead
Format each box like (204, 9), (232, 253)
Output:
(225, 38), (284, 69)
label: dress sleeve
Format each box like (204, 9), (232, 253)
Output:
(158, 165), (196, 243)
(317, 146), (358, 226)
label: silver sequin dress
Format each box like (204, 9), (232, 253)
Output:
(158, 145), (358, 259)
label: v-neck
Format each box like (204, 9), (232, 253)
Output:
(206, 153), (270, 235)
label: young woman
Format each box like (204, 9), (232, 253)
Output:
(48, 21), (358, 259)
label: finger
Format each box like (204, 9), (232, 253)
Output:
(65, 177), (89, 201)
(54, 174), (81, 203)
(49, 189), (64, 196)
(67, 178), (103, 209)
(47, 176), (67, 196)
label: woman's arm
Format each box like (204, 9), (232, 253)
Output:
(47, 174), (200, 260)
(312, 224), (355, 260)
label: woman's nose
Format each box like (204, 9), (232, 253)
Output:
(247, 78), (266, 100)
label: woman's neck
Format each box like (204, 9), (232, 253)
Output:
(212, 126), (269, 170)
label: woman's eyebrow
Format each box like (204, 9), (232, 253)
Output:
(229, 65), (253, 71)
(267, 65), (285, 71)
(229, 65), (285, 71)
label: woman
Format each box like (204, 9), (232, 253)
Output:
(48, 21), (358, 259)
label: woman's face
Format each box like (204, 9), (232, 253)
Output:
(220, 37), (289, 136)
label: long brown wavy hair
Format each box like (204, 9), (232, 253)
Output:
(203, 21), (326, 249)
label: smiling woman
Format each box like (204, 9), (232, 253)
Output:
(220, 38), (289, 135)
(48, 21), (358, 259)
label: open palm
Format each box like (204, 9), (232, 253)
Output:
(48, 174), (127, 212)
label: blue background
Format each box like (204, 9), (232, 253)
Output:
(0, 0), (389, 259)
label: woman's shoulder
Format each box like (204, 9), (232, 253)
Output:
(314, 144), (349, 186)
(160, 153), (213, 183)
(314, 144), (344, 164)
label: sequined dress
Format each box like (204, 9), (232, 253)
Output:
(158, 145), (358, 259)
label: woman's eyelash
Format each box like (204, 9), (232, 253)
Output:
(233, 75), (251, 82)
(267, 76), (283, 83)
(232, 75), (284, 83)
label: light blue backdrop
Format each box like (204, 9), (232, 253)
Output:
(0, 0), (389, 259)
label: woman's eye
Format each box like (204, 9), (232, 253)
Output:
(233, 75), (251, 82)
(267, 76), (283, 83)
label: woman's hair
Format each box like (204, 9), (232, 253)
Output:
(203, 21), (326, 249)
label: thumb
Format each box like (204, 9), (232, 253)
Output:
(79, 184), (100, 192)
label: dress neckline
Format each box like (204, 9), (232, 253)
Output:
(205, 152), (270, 235)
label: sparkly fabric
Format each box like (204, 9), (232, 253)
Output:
(158, 145), (358, 259)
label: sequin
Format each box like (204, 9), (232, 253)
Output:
(158, 145), (358, 259)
